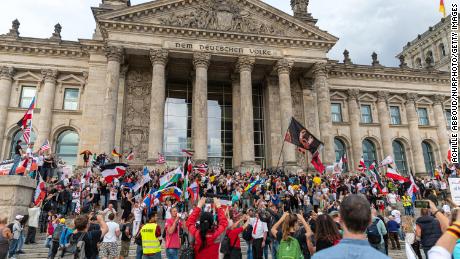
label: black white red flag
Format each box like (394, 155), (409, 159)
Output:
(284, 117), (323, 156)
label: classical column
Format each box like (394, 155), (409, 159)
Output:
(377, 91), (392, 158)
(406, 93), (426, 174)
(192, 52), (211, 162)
(276, 59), (297, 165)
(36, 69), (58, 147)
(347, 89), (362, 169)
(313, 63), (334, 164)
(237, 56), (256, 165)
(433, 95), (449, 160)
(147, 49), (168, 161)
(231, 73), (242, 168)
(0, 66), (15, 157)
(100, 46), (123, 154)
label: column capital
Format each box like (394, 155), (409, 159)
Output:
(193, 52), (211, 69)
(377, 91), (390, 102)
(312, 62), (328, 77)
(276, 58), (293, 74)
(236, 56), (255, 72)
(0, 66), (15, 80)
(433, 94), (446, 105)
(406, 93), (418, 104)
(41, 69), (58, 83)
(149, 49), (169, 66)
(347, 89), (360, 101)
(105, 45), (124, 62)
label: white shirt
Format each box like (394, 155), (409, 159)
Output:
(103, 221), (120, 243)
(103, 208), (117, 221)
(428, 246), (450, 259)
(250, 218), (268, 239)
(387, 193), (397, 204)
(109, 189), (117, 200)
(133, 207), (142, 222)
(391, 209), (401, 224)
(36, 155), (44, 167)
(164, 206), (172, 220)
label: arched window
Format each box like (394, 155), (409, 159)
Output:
(422, 141), (435, 175)
(392, 140), (408, 175)
(439, 43), (446, 57)
(9, 129), (36, 159)
(56, 130), (79, 166)
(334, 138), (348, 171)
(415, 58), (422, 68)
(362, 139), (377, 167)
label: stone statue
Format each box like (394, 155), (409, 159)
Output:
(425, 55), (433, 69)
(399, 55), (408, 69)
(371, 52), (381, 67)
(343, 49), (352, 65)
(51, 23), (62, 41)
(7, 19), (20, 37)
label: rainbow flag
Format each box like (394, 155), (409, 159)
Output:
(439, 0), (446, 17)
(244, 179), (262, 193)
(154, 186), (183, 201)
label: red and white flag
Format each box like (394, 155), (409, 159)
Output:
(194, 163), (208, 175)
(23, 127), (31, 144)
(358, 156), (366, 172)
(100, 163), (128, 183)
(126, 150), (135, 161)
(187, 181), (200, 201)
(386, 167), (409, 182)
(182, 149), (194, 157)
(156, 153), (166, 164)
(40, 139), (50, 151)
(407, 172), (419, 198)
(379, 156), (394, 167)
(34, 177), (46, 206)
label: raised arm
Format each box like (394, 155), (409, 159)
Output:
(271, 212), (289, 238)
(97, 214), (109, 237)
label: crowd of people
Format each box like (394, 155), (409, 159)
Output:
(1, 148), (460, 259)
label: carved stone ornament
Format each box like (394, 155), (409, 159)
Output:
(7, 19), (20, 37)
(0, 66), (15, 80)
(343, 49), (352, 65)
(433, 94), (445, 105)
(399, 55), (408, 69)
(312, 62), (328, 77)
(347, 89), (360, 101)
(41, 69), (58, 83)
(377, 91), (389, 102)
(149, 49), (169, 66)
(50, 23), (62, 41)
(406, 93), (418, 103)
(158, 0), (285, 36)
(276, 59), (293, 74)
(371, 52), (381, 67)
(236, 56), (255, 72)
(193, 52), (211, 69)
(425, 55), (434, 69)
(105, 46), (124, 62)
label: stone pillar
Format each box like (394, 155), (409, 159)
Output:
(0, 176), (36, 222)
(313, 63), (334, 164)
(231, 73), (242, 168)
(276, 59), (297, 166)
(100, 46), (123, 154)
(406, 93), (426, 175)
(377, 91), (393, 157)
(192, 52), (211, 162)
(347, 89), (362, 169)
(37, 69), (58, 147)
(0, 66), (15, 157)
(147, 49), (168, 162)
(433, 95), (449, 161)
(237, 56), (256, 166)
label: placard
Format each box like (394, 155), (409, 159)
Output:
(448, 178), (460, 205)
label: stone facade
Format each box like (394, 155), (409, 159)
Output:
(0, 0), (450, 176)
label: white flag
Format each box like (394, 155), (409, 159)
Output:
(379, 156), (394, 167)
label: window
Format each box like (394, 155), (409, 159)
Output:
(418, 108), (429, 125)
(361, 105), (373, 123)
(63, 88), (79, 110)
(331, 103), (343, 122)
(427, 51), (434, 62)
(19, 86), (36, 108)
(439, 43), (446, 57)
(392, 140), (408, 175)
(390, 106), (402, 125)
(362, 139), (377, 167)
(334, 138), (348, 171)
(446, 109), (452, 127)
(422, 141), (435, 175)
(56, 130), (79, 166)
(10, 129), (36, 159)
(415, 58), (422, 68)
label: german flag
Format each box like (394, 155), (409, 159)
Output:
(112, 148), (122, 157)
(439, 0), (446, 17)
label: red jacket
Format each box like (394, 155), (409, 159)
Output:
(186, 207), (228, 259)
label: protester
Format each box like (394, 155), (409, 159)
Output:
(0, 217), (12, 259)
(416, 208), (443, 257)
(140, 213), (162, 259)
(119, 215), (133, 259)
(387, 215), (401, 250)
(164, 207), (183, 259)
(25, 202), (40, 244)
(70, 213), (108, 259)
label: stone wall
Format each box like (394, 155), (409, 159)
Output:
(0, 176), (36, 222)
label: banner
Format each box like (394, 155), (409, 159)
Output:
(0, 160), (13, 175)
(285, 117), (323, 156)
(449, 178), (460, 205)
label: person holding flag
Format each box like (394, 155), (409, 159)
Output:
(9, 139), (23, 175)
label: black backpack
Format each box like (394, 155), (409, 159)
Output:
(220, 233), (238, 255)
(366, 219), (382, 245)
(61, 232), (87, 259)
(242, 225), (253, 242)
(53, 224), (65, 241)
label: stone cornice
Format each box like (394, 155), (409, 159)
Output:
(97, 20), (335, 50)
(327, 62), (448, 84)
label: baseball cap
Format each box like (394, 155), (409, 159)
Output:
(329, 210), (340, 217)
(15, 215), (24, 220)
(60, 218), (66, 224)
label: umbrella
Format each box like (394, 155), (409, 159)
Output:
(80, 150), (93, 155)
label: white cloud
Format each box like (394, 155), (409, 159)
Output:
(0, 0), (446, 66)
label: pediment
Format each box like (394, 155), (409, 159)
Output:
(330, 91), (347, 101)
(358, 93), (377, 102)
(96, 0), (337, 45)
(14, 71), (41, 82)
(416, 96), (433, 105)
(57, 74), (85, 85)
(388, 95), (405, 104)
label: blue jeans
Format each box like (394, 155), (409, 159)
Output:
(17, 232), (24, 251)
(143, 253), (161, 259)
(8, 238), (19, 258)
(166, 248), (179, 259)
(271, 239), (279, 259)
(263, 240), (269, 259)
(136, 245), (143, 259)
(246, 240), (253, 259)
(9, 154), (21, 175)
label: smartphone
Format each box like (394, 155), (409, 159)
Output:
(414, 200), (429, 208)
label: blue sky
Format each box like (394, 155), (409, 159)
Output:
(0, 0), (449, 66)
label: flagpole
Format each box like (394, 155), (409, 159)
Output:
(276, 139), (286, 170)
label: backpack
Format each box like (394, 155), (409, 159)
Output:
(61, 232), (87, 259)
(220, 233), (238, 255)
(52, 224), (65, 241)
(366, 219), (382, 245)
(7, 223), (13, 232)
(277, 237), (304, 259)
(242, 225), (253, 242)
(179, 233), (194, 259)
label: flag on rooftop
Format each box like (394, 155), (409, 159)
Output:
(439, 0), (446, 17)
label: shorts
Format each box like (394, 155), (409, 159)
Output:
(120, 240), (130, 257)
(99, 242), (119, 258)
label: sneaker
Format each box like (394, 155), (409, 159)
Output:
(17, 250), (25, 254)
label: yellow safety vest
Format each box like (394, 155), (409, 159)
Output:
(402, 196), (412, 207)
(141, 223), (161, 254)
